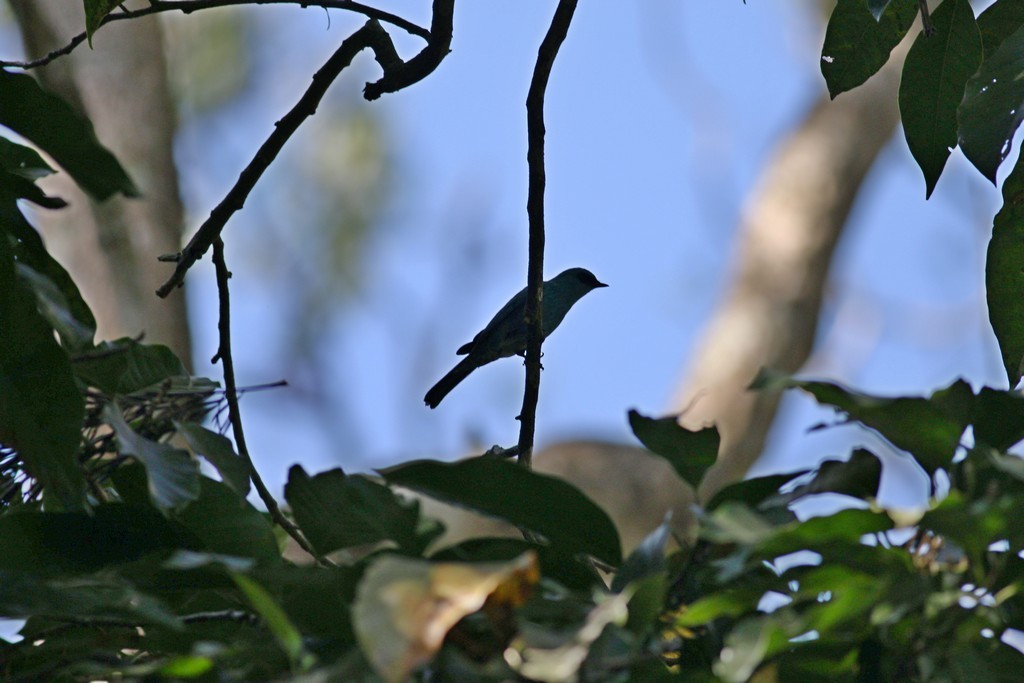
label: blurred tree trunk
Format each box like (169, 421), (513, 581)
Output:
(671, 44), (907, 502)
(10, 0), (191, 367)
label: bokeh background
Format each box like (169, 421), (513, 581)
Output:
(3, 0), (1006, 507)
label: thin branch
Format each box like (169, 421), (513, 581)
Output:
(516, 0), (578, 469)
(156, 0), (454, 297)
(212, 238), (332, 567)
(0, 0), (429, 69)
(918, 0), (935, 38)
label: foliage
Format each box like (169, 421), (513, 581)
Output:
(3, 0), (1024, 681)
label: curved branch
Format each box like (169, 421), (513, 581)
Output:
(156, 1), (453, 297)
(0, 0), (429, 69)
(212, 238), (331, 566)
(516, 0), (579, 468)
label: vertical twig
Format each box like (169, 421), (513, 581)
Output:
(212, 238), (332, 566)
(917, 0), (934, 37)
(517, 0), (579, 469)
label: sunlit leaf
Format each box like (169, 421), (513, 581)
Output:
(353, 552), (538, 683)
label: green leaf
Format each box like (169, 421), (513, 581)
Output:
(706, 471), (807, 513)
(175, 422), (251, 497)
(627, 409), (718, 489)
(74, 338), (190, 394)
(899, 0), (982, 197)
(104, 404), (200, 512)
(0, 137), (55, 180)
(175, 477), (280, 564)
(0, 233), (86, 510)
(958, 22), (1024, 183)
(753, 370), (972, 473)
(0, 571), (182, 629)
(15, 263), (94, 350)
(786, 449), (883, 502)
(83, 0), (122, 47)
(611, 515), (671, 593)
(1, 199), (95, 350)
(0, 138), (66, 208)
(977, 0), (1024, 59)
(381, 457), (623, 566)
(285, 465), (426, 555)
(0, 504), (191, 573)
(868, 0), (892, 21)
(972, 386), (1024, 450)
(987, 153), (1024, 388)
(758, 508), (893, 558)
(821, 0), (918, 98)
(0, 69), (137, 200)
(232, 573), (315, 671)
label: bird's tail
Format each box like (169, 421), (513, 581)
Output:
(424, 355), (479, 408)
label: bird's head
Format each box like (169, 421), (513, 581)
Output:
(556, 267), (608, 297)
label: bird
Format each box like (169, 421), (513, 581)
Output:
(424, 267), (607, 409)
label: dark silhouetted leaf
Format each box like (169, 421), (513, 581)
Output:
(899, 0), (982, 197)
(0, 234), (86, 510)
(987, 153), (1024, 388)
(2, 200), (95, 350)
(381, 458), (622, 566)
(786, 449), (883, 502)
(74, 338), (190, 394)
(753, 370), (972, 473)
(628, 410), (718, 489)
(707, 471), (807, 513)
(83, 0), (122, 46)
(821, 0), (918, 98)
(0, 69), (137, 200)
(611, 515), (671, 593)
(958, 23), (1024, 183)
(176, 422), (251, 497)
(232, 573), (314, 671)
(977, 0), (1024, 59)
(0, 571), (181, 629)
(104, 404), (200, 512)
(176, 477), (280, 564)
(0, 504), (190, 573)
(285, 465), (426, 555)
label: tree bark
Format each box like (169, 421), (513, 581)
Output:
(10, 0), (191, 367)
(672, 46), (906, 501)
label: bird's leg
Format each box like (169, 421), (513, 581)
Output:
(518, 350), (544, 370)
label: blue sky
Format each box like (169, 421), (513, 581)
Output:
(5, 1), (1006, 505)
(176, 1), (1005, 506)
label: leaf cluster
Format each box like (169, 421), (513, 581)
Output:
(6, 0), (1024, 681)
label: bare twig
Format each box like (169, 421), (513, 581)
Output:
(156, 0), (454, 297)
(0, 0), (429, 69)
(212, 238), (332, 566)
(918, 0), (934, 37)
(516, 0), (578, 469)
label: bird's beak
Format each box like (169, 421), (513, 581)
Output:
(595, 280), (609, 288)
